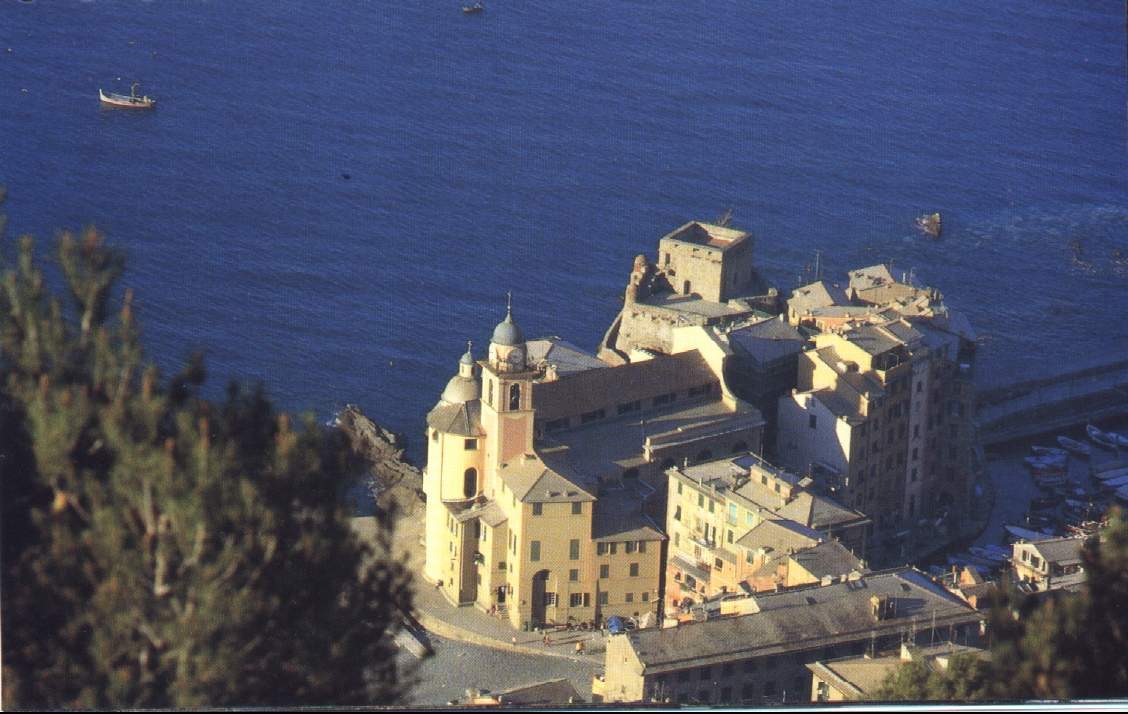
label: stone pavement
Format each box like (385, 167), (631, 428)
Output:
(352, 505), (606, 666)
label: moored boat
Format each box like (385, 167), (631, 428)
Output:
(1095, 466), (1128, 482)
(1031, 445), (1068, 458)
(462, 2), (484, 13)
(1087, 424), (1127, 449)
(1057, 435), (1091, 457)
(99, 82), (155, 109)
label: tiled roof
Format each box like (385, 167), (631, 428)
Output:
(531, 350), (717, 422)
(789, 280), (849, 314)
(790, 540), (866, 579)
(1029, 536), (1085, 565)
(425, 400), (483, 436)
(498, 454), (596, 504)
(735, 518), (822, 555)
(626, 569), (981, 673)
(773, 491), (868, 531)
(526, 337), (608, 376)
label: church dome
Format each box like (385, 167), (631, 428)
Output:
(441, 373), (480, 404)
(491, 305), (524, 347)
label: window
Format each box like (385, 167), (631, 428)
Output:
(638, 541), (646, 553)
(714, 557), (724, 570)
(617, 400), (641, 415)
(642, 592), (649, 602)
(698, 494), (704, 508)
(625, 592), (634, 603)
(598, 591), (609, 605)
(600, 564), (609, 579)
(808, 414), (818, 429)
(530, 541), (541, 562)
(508, 383), (521, 411)
(569, 539), (580, 560)
(674, 532), (680, 547)
(630, 563), (639, 577)
(544, 417), (570, 433)
(626, 541), (637, 554)
(727, 530), (733, 544)
(728, 503), (737, 525)
(580, 408), (606, 424)
(499, 561), (506, 570)
(532, 502), (543, 516)
(431, 430), (438, 441)
(677, 482), (683, 495)
(486, 380), (493, 406)
(464, 438), (477, 450)
(597, 542), (608, 556)
(544, 592), (557, 607)
(569, 592), (584, 607)
(610, 542), (618, 555)
(572, 502), (583, 515)
(463, 468), (477, 498)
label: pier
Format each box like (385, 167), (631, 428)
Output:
(976, 359), (1128, 445)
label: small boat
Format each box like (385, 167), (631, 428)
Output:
(462, 2), (484, 13)
(915, 212), (942, 238)
(99, 82), (155, 109)
(1095, 466), (1128, 482)
(1057, 436), (1091, 457)
(1031, 445), (1068, 458)
(1087, 424), (1128, 449)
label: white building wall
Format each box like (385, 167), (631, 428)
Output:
(776, 391), (851, 477)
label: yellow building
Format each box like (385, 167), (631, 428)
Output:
(423, 300), (765, 631)
(663, 453), (869, 615)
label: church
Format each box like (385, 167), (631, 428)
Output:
(423, 296), (765, 631)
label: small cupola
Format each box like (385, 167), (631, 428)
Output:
(488, 292), (527, 372)
(440, 340), (481, 405)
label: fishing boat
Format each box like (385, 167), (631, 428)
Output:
(1056, 435), (1091, 457)
(99, 82), (155, 109)
(1031, 445), (1068, 458)
(462, 2), (484, 13)
(915, 212), (942, 238)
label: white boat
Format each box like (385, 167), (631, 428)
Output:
(1057, 436), (1091, 457)
(1100, 474), (1128, 490)
(1031, 445), (1068, 458)
(1095, 466), (1128, 482)
(99, 82), (156, 109)
(1087, 424), (1128, 449)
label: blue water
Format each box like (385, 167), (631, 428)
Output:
(3, 1), (1126, 464)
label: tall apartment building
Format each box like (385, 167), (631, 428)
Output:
(423, 302), (765, 631)
(776, 266), (976, 546)
(663, 453), (869, 614)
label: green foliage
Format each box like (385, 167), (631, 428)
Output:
(877, 508), (1128, 701)
(1, 207), (414, 708)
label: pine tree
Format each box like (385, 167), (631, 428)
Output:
(877, 507), (1128, 701)
(1, 202), (415, 708)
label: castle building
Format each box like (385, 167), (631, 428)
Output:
(599, 221), (777, 363)
(423, 299), (765, 631)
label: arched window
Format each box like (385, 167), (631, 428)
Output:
(463, 468), (477, 499)
(695, 449), (712, 463)
(731, 441), (748, 454)
(486, 380), (493, 406)
(509, 383), (521, 411)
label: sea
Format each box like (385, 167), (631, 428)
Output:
(2, 1), (1126, 466)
